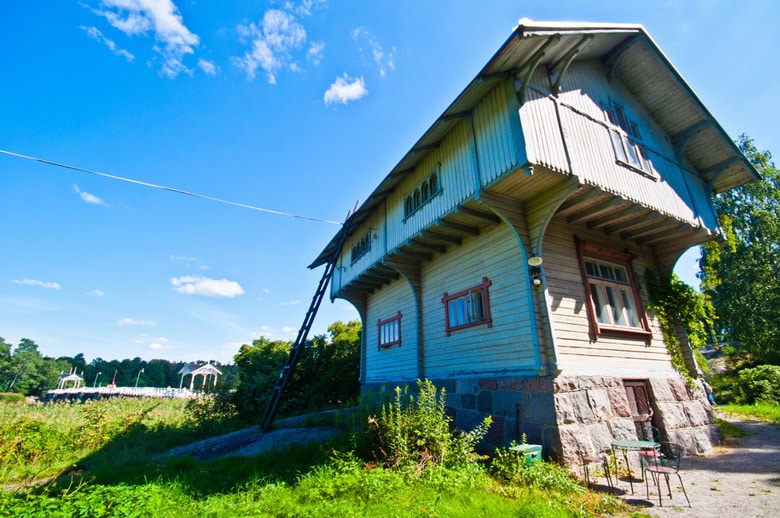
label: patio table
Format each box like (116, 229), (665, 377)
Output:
(611, 439), (660, 493)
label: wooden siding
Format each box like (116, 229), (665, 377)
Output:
(364, 277), (419, 382)
(333, 82), (525, 294)
(542, 216), (672, 371)
(333, 206), (387, 292)
(472, 81), (523, 186)
(520, 84), (570, 174)
(521, 61), (719, 231)
(420, 224), (539, 377)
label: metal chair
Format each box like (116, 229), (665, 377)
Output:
(643, 442), (691, 507)
(580, 450), (613, 491)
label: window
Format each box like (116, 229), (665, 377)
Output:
(604, 100), (654, 177)
(404, 164), (442, 218)
(377, 312), (402, 349)
(576, 240), (650, 338)
(350, 232), (371, 264)
(442, 277), (493, 336)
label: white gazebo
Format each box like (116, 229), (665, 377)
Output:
(57, 368), (84, 389)
(177, 362), (222, 390)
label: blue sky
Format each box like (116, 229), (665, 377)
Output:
(1, 1), (778, 364)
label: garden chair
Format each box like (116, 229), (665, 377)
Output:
(579, 450), (613, 491)
(643, 442), (691, 507)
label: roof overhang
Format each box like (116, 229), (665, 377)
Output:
(310, 20), (759, 268)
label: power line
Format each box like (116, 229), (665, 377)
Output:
(0, 149), (342, 225)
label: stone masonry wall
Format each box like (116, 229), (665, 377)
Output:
(362, 373), (721, 466)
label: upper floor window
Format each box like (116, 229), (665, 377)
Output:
(377, 312), (402, 349)
(576, 240), (650, 338)
(350, 232), (371, 264)
(442, 277), (493, 336)
(604, 100), (655, 178)
(404, 164), (442, 219)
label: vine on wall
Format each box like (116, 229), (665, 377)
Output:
(643, 271), (717, 378)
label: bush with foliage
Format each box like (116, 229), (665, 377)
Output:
(366, 379), (491, 470)
(489, 441), (584, 494)
(733, 365), (780, 404)
(229, 321), (361, 422)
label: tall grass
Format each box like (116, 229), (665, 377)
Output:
(1, 388), (629, 517)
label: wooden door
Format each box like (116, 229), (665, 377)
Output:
(623, 380), (655, 441)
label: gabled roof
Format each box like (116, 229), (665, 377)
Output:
(310, 20), (759, 268)
(178, 362), (222, 376)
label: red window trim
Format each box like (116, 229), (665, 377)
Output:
(575, 238), (651, 340)
(377, 311), (402, 349)
(441, 277), (493, 336)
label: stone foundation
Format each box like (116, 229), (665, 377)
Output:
(363, 373), (721, 466)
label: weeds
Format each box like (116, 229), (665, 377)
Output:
(1, 385), (631, 517)
(367, 379), (491, 470)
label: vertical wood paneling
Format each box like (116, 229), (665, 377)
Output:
(542, 217), (672, 371)
(364, 278), (419, 382)
(473, 82), (521, 186)
(545, 62), (714, 228)
(520, 84), (570, 173)
(420, 224), (539, 377)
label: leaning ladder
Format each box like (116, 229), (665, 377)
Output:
(259, 215), (353, 433)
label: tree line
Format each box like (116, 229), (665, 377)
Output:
(1, 319), (361, 420)
(0, 336), (237, 397)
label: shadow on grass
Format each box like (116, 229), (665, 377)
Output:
(45, 409), (354, 499)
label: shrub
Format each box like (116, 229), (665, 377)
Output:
(489, 443), (583, 494)
(367, 379), (491, 470)
(734, 365), (780, 404)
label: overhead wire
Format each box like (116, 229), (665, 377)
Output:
(0, 148), (342, 225)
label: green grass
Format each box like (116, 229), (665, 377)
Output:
(718, 401), (780, 424)
(0, 398), (632, 517)
(714, 417), (749, 439)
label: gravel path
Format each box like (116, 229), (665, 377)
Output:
(617, 412), (780, 516)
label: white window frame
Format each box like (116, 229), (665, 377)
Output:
(377, 312), (402, 349)
(576, 240), (651, 339)
(604, 101), (656, 179)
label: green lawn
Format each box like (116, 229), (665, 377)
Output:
(0, 398), (631, 517)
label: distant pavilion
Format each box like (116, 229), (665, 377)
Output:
(177, 362), (222, 390)
(57, 369), (84, 390)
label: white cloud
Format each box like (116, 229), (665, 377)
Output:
(262, 288), (272, 294)
(13, 278), (61, 290)
(281, 299), (301, 306)
(92, 0), (200, 78)
(198, 59), (217, 75)
(81, 25), (135, 61)
(353, 27), (395, 78)
(282, 326), (295, 333)
(74, 184), (106, 206)
(170, 275), (245, 298)
(294, 0), (327, 17)
(324, 74), (367, 105)
(307, 40), (324, 65)
(117, 318), (155, 326)
(233, 7), (314, 83)
(88, 290), (106, 296)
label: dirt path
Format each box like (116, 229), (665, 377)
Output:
(617, 412), (780, 516)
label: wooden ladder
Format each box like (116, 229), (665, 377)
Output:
(259, 215), (353, 433)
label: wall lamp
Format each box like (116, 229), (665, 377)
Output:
(528, 256), (543, 286)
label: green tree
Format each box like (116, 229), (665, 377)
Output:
(700, 135), (780, 365)
(9, 338), (65, 396)
(232, 337), (292, 420)
(289, 320), (361, 411)
(0, 337), (12, 390)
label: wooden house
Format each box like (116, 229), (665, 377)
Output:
(310, 21), (758, 463)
